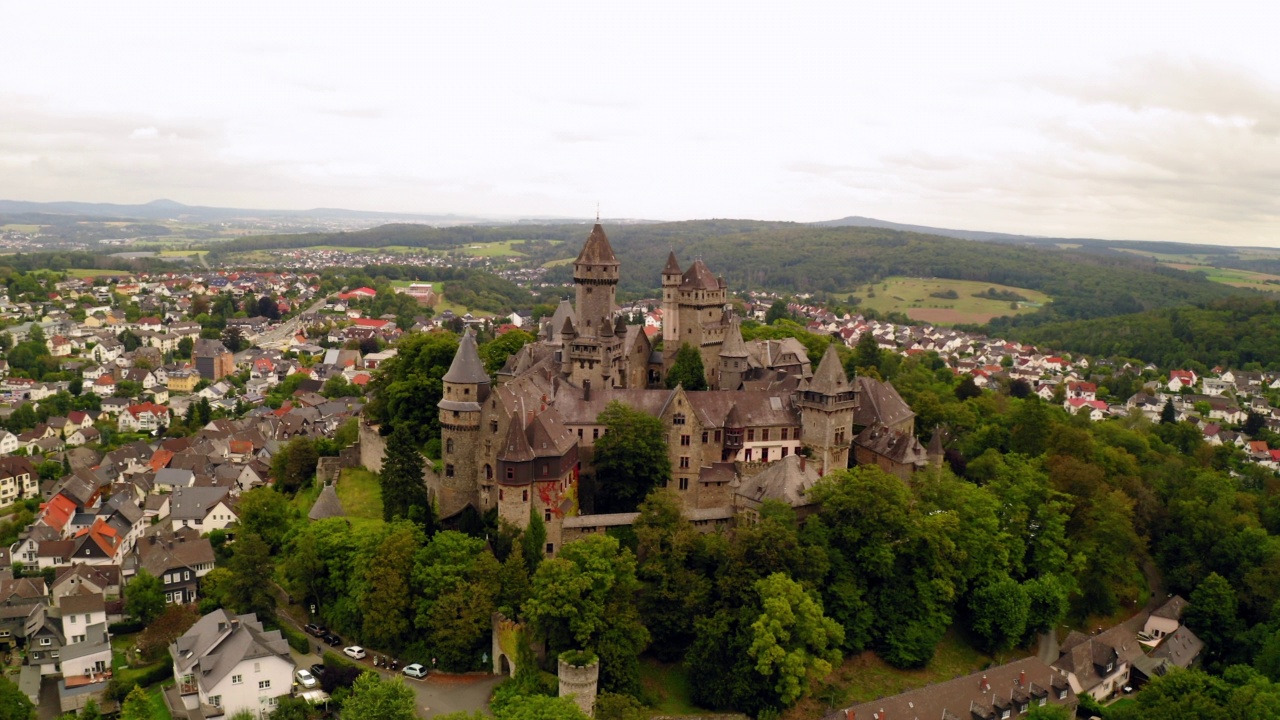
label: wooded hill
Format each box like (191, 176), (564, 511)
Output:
(1013, 296), (1280, 372)
(205, 220), (1243, 327)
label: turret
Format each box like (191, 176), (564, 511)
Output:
(438, 328), (490, 512)
(718, 316), (749, 391)
(661, 251), (682, 352)
(797, 343), (857, 473)
(573, 224), (620, 336)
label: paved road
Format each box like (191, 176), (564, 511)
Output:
(235, 296), (327, 361)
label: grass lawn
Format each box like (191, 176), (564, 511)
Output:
(111, 632), (168, 690)
(784, 629), (1027, 720)
(337, 467), (385, 530)
(458, 240), (528, 258)
(292, 481), (323, 515)
(0, 223), (42, 232)
(639, 658), (705, 715)
(838, 276), (1051, 326)
(66, 268), (130, 278)
(542, 257), (576, 268)
(157, 249), (208, 258)
(147, 684), (175, 719)
(1164, 263), (1280, 293)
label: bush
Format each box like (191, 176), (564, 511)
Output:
(321, 652), (363, 694)
(108, 620), (145, 635)
(559, 649), (597, 667)
(277, 622), (311, 654)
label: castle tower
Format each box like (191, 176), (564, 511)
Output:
(661, 251), (682, 356)
(438, 328), (490, 516)
(558, 652), (600, 718)
(573, 224), (620, 337)
(668, 258), (728, 386)
(718, 316), (750, 391)
(797, 344), (857, 473)
(496, 413), (535, 529)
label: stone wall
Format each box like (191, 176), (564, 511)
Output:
(315, 457), (344, 485)
(359, 421), (386, 473)
(359, 420), (449, 513)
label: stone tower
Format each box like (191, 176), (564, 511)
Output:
(437, 328), (489, 517)
(573, 224), (620, 337)
(718, 315), (750, 391)
(798, 343), (857, 473)
(558, 652), (600, 718)
(661, 251), (682, 357)
(662, 255), (728, 388)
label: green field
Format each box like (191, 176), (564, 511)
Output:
(839, 276), (1051, 325)
(389, 279), (477, 316)
(542, 257), (575, 268)
(334, 467), (385, 531)
(157, 249), (208, 258)
(0, 224), (42, 232)
(67, 268), (130, 278)
(1165, 263), (1280, 293)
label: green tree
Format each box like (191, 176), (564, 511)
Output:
(747, 573), (844, 707)
(412, 531), (500, 670)
(521, 509), (548, 571)
(525, 534), (649, 695)
(0, 674), (35, 720)
(967, 575), (1030, 652)
(177, 336), (194, 359)
(480, 329), (535, 376)
(633, 489), (713, 660)
(497, 548), (532, 618)
(341, 672), (417, 720)
(118, 685), (152, 720)
(852, 332), (882, 373)
(269, 695), (320, 720)
(591, 402), (670, 514)
(222, 325), (245, 353)
(124, 569), (165, 624)
(954, 375), (982, 401)
(1184, 572), (1241, 668)
(271, 437), (319, 494)
(765, 299), (791, 325)
(665, 343), (708, 391)
(361, 523), (421, 652)
(226, 532), (276, 619)
(236, 487), (294, 553)
(1160, 399), (1176, 424)
(380, 424), (431, 526)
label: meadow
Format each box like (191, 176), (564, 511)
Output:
(839, 276), (1050, 325)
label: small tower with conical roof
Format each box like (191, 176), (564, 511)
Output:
(438, 328), (490, 515)
(718, 316), (750, 391)
(573, 224), (620, 336)
(797, 343), (857, 473)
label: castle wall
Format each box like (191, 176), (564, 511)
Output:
(558, 654), (600, 718)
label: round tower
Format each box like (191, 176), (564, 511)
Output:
(661, 251), (682, 355)
(438, 328), (490, 514)
(558, 651), (600, 718)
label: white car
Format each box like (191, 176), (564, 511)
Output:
(294, 668), (317, 689)
(343, 646), (367, 660)
(403, 663), (428, 679)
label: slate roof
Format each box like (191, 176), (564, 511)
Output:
(734, 455), (821, 510)
(805, 343), (850, 396)
(442, 328), (490, 385)
(1149, 625), (1204, 668)
(168, 486), (231, 521)
(308, 483), (345, 521)
(171, 610), (292, 691)
(853, 375), (916, 429)
(574, 224), (619, 266)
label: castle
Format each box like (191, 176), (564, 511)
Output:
(433, 224), (920, 554)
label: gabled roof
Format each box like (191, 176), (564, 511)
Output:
(679, 259), (721, 291)
(171, 610), (292, 691)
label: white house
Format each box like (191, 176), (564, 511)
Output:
(171, 611), (295, 719)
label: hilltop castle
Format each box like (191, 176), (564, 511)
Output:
(431, 224), (920, 554)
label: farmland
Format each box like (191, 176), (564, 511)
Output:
(839, 276), (1050, 325)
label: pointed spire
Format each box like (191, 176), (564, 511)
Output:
(443, 328), (490, 384)
(725, 402), (744, 428)
(600, 316), (614, 337)
(561, 315), (576, 339)
(499, 413), (535, 464)
(720, 317), (749, 358)
(807, 343), (848, 395)
(575, 224), (620, 266)
(663, 251), (682, 276)
(614, 314), (627, 336)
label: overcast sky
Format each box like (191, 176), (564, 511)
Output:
(1, 1), (1276, 245)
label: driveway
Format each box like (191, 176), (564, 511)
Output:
(288, 644), (502, 718)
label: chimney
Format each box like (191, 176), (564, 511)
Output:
(844, 710), (853, 720)
(1019, 670), (1025, 687)
(980, 675), (989, 692)
(583, 379), (591, 402)
(799, 457), (805, 472)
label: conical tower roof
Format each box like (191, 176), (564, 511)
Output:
(443, 328), (490, 384)
(663, 251), (682, 275)
(575, 224), (620, 266)
(308, 482), (345, 521)
(499, 413), (535, 464)
(601, 316), (614, 337)
(807, 343), (848, 395)
(720, 317), (749, 358)
(725, 402), (744, 428)
(561, 315), (577, 338)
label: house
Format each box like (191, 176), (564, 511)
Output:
(91, 375), (117, 398)
(168, 369), (202, 394)
(193, 339), (234, 382)
(169, 610), (295, 719)
(0, 456), (38, 509)
(168, 486), (238, 533)
(131, 528), (216, 604)
(1168, 370), (1198, 392)
(117, 402), (171, 433)
(1053, 624), (1145, 702)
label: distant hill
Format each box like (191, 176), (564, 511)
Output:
(813, 216), (1052, 244)
(0, 198), (489, 225)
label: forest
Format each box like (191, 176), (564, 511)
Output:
(1012, 296), (1280, 371)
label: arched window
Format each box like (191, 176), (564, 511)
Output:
(445, 438), (454, 454)
(485, 464), (493, 480)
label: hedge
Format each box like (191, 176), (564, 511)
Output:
(277, 623), (311, 654)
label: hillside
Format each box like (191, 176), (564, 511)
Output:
(1012, 296), (1280, 371)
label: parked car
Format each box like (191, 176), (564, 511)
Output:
(304, 624), (328, 637)
(403, 663), (428, 679)
(323, 633), (342, 647)
(344, 646), (367, 660)
(295, 669), (318, 689)
(309, 663), (325, 678)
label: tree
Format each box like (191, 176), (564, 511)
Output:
(270, 436), (319, 494)
(124, 570), (165, 624)
(747, 573), (844, 708)
(1184, 572), (1241, 668)
(633, 489), (712, 660)
(525, 534), (649, 695)
(119, 685), (153, 720)
(69, 377), (83, 396)
(521, 508), (548, 572)
(497, 547), (532, 617)
(269, 695), (321, 720)
(967, 575), (1030, 652)
(340, 672), (417, 720)
(236, 487), (294, 552)
(412, 531), (500, 671)
(1245, 411), (1267, 437)
(665, 343), (708, 391)
(852, 332), (882, 373)
(226, 532), (276, 619)
(222, 326), (245, 353)
(591, 402), (670, 514)
(954, 375), (982, 401)
(480, 329), (535, 376)
(258, 295), (281, 320)
(177, 336), (194, 359)
(380, 424), (431, 526)
(135, 604), (200, 661)
(765, 299), (791, 325)
(0, 674), (34, 720)
(1161, 399), (1177, 424)
(496, 694), (591, 720)
(361, 523), (421, 652)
